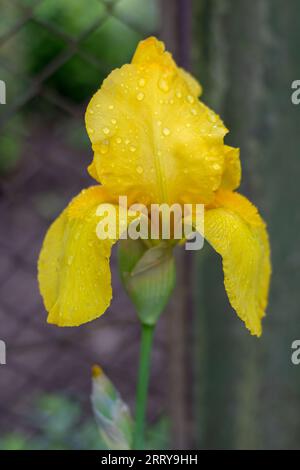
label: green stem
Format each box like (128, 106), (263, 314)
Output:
(132, 323), (155, 450)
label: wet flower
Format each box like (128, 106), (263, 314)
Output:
(38, 37), (271, 336)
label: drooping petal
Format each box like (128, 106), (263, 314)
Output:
(204, 190), (271, 336)
(38, 186), (130, 326)
(86, 37), (228, 206)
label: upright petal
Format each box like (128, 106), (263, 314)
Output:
(86, 37), (228, 206)
(204, 190), (271, 336)
(38, 187), (125, 326)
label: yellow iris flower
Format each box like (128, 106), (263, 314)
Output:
(38, 37), (271, 336)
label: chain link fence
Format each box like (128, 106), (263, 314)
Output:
(0, 0), (179, 446)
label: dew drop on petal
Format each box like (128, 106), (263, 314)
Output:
(176, 90), (182, 98)
(88, 128), (94, 135)
(158, 78), (169, 92)
(163, 127), (171, 136)
(100, 143), (109, 154)
(136, 92), (145, 101)
(187, 95), (194, 103)
(116, 137), (122, 144)
(103, 127), (110, 135)
(111, 118), (117, 125)
(136, 166), (144, 174)
(130, 145), (136, 152)
(108, 104), (114, 110)
(138, 78), (146, 87)
(67, 255), (74, 266)
(212, 163), (221, 171)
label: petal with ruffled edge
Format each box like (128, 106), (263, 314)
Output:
(85, 37), (228, 206)
(204, 190), (271, 336)
(38, 186), (135, 326)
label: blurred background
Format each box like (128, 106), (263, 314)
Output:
(0, 0), (299, 450)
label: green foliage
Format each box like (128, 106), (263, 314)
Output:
(21, 0), (157, 102)
(0, 395), (104, 450)
(0, 394), (170, 450)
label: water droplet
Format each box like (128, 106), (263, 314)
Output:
(130, 145), (136, 152)
(103, 127), (110, 135)
(96, 104), (101, 108)
(187, 95), (194, 103)
(158, 78), (169, 92)
(163, 127), (170, 136)
(138, 78), (145, 87)
(176, 90), (182, 98)
(111, 118), (117, 125)
(89, 109), (94, 115)
(116, 137), (122, 144)
(190, 108), (197, 115)
(209, 113), (217, 123)
(136, 166), (143, 174)
(212, 163), (221, 171)
(88, 128), (94, 134)
(136, 92), (144, 101)
(100, 143), (109, 154)
(157, 120), (162, 126)
(108, 104), (114, 110)
(125, 139), (130, 145)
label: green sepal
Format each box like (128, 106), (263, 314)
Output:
(118, 239), (176, 325)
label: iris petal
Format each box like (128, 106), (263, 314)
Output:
(86, 37), (228, 206)
(38, 187), (127, 326)
(204, 190), (271, 336)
